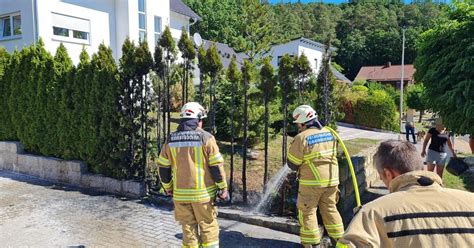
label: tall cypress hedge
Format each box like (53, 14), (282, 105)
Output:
(2, 40), (159, 179)
(0, 48), (15, 141)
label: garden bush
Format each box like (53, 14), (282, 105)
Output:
(353, 89), (399, 131)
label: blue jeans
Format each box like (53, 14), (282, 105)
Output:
(405, 124), (416, 143)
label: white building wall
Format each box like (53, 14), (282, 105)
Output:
(35, 0), (111, 64)
(1, 0), (187, 64)
(267, 39), (325, 76)
(0, 0), (35, 51)
(298, 42), (324, 75)
(170, 11), (188, 39)
(268, 40), (300, 69)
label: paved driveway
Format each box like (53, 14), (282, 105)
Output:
(0, 171), (299, 248)
(336, 125), (399, 141)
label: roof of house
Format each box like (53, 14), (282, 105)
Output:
(170, 0), (202, 21)
(330, 66), (351, 84)
(202, 39), (244, 68)
(277, 37), (336, 52)
(355, 63), (415, 82)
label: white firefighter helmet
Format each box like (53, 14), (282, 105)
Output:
(292, 105), (318, 124)
(180, 102), (207, 119)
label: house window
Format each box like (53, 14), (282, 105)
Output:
(154, 16), (161, 45)
(138, 0), (146, 42)
(73, 30), (88, 40)
(53, 26), (69, 37)
(314, 58), (318, 70)
(0, 13), (21, 39)
(51, 13), (90, 44)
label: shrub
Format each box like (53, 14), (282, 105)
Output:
(353, 89), (399, 131)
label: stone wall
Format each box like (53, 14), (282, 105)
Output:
(0, 142), (145, 198)
(338, 145), (379, 217)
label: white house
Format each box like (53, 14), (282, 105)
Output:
(0, 0), (201, 64)
(269, 37), (335, 76)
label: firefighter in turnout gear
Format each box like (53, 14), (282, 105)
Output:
(158, 102), (227, 248)
(287, 105), (344, 248)
(336, 140), (474, 248)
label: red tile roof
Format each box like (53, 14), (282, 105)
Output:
(355, 64), (415, 82)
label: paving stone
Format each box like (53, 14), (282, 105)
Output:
(0, 170), (299, 247)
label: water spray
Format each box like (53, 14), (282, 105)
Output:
(325, 126), (362, 208)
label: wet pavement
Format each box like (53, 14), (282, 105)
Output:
(0, 170), (299, 248)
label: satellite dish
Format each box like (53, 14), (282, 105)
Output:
(193, 33), (203, 47)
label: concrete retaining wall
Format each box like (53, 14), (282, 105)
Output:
(0, 142), (145, 198)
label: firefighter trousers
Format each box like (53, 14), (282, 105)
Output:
(174, 200), (219, 248)
(297, 186), (344, 247)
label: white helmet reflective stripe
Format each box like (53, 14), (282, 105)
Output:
(180, 102), (207, 119)
(292, 105), (318, 124)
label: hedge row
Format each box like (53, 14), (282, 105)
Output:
(0, 39), (153, 179)
(340, 85), (399, 131)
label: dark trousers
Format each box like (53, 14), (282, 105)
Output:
(405, 125), (416, 143)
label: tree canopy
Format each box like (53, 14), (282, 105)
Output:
(185, 0), (449, 79)
(415, 3), (474, 135)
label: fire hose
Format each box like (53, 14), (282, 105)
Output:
(325, 126), (362, 208)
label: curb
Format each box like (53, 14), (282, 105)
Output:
(218, 208), (300, 235)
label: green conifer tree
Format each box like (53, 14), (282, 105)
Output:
(159, 26), (176, 137)
(205, 43), (223, 134)
(178, 27), (196, 105)
(259, 57), (276, 185)
(54, 43), (74, 158)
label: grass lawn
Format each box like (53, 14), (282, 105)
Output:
(443, 172), (474, 192)
(148, 112), (380, 195)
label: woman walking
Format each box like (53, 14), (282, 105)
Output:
(421, 118), (456, 178)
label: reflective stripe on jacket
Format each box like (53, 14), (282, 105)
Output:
(288, 127), (339, 188)
(158, 128), (227, 203)
(337, 171), (474, 247)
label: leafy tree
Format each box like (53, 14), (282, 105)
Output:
(178, 27), (196, 105)
(406, 83), (427, 122)
(159, 26), (176, 137)
(415, 3), (474, 136)
(259, 57), (276, 185)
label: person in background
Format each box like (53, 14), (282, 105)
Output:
(405, 109), (416, 144)
(421, 118), (456, 178)
(336, 140), (474, 248)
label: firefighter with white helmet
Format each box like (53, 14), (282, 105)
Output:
(288, 105), (344, 248)
(158, 102), (227, 248)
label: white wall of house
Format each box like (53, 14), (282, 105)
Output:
(0, 0), (35, 51)
(170, 12), (188, 39)
(298, 42), (324, 75)
(268, 39), (325, 76)
(0, 0), (184, 64)
(37, 0), (112, 64)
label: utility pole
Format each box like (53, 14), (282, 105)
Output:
(399, 27), (406, 134)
